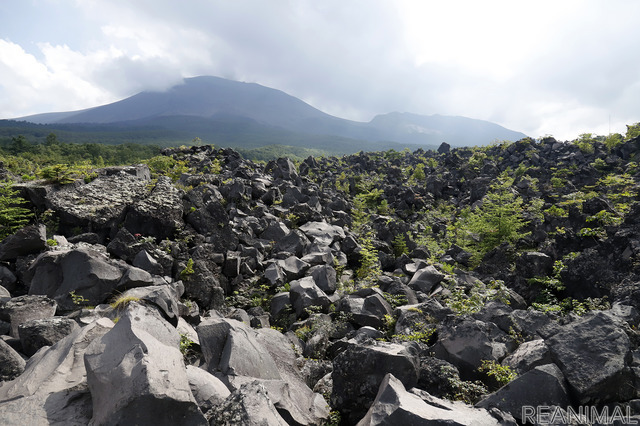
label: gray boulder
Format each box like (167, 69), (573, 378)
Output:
(545, 311), (635, 404)
(1, 295), (57, 338)
(407, 265), (445, 294)
(336, 289), (393, 329)
(185, 365), (231, 417)
(331, 341), (420, 423)
(124, 176), (184, 240)
(25, 246), (154, 311)
(84, 303), (207, 425)
(309, 264), (337, 294)
(197, 318), (281, 380)
(266, 157), (299, 181)
(210, 381), (289, 426)
(46, 172), (149, 235)
(0, 224), (46, 261)
(264, 262), (286, 286)
(133, 250), (164, 275)
(260, 221), (290, 241)
(0, 338), (25, 381)
(0, 318), (113, 422)
(502, 339), (553, 375)
(433, 317), (515, 379)
(276, 256), (310, 281)
(0, 267), (17, 293)
(196, 318), (329, 424)
(18, 317), (79, 356)
(115, 283), (183, 325)
(358, 373), (516, 426)
(274, 229), (311, 257)
(298, 221), (346, 246)
(289, 276), (332, 317)
(476, 363), (570, 422)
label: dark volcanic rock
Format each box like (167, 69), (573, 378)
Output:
(84, 303), (207, 425)
(358, 373), (516, 426)
(0, 224), (47, 261)
(545, 311), (635, 404)
(331, 341), (420, 423)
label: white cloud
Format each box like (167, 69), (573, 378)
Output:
(0, 0), (639, 141)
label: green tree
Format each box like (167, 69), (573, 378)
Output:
(0, 181), (32, 240)
(626, 123), (640, 141)
(460, 173), (529, 258)
(45, 133), (60, 146)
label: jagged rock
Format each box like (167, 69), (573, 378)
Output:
(266, 157), (300, 182)
(197, 318), (329, 424)
(1, 295), (57, 338)
(181, 258), (224, 310)
(184, 185), (238, 252)
(185, 365), (231, 417)
(0, 267), (17, 293)
(301, 243), (335, 265)
(545, 311), (635, 404)
(502, 339), (553, 375)
(101, 164), (151, 179)
(473, 301), (515, 334)
(433, 317), (516, 379)
(270, 292), (292, 319)
(438, 142), (451, 154)
(0, 224), (47, 261)
(407, 265), (445, 293)
(124, 175), (184, 240)
(105, 227), (140, 261)
(115, 283), (183, 325)
(46, 172), (149, 237)
(0, 338), (25, 381)
(25, 246), (154, 311)
(336, 289), (393, 329)
(259, 221), (290, 241)
(84, 303), (207, 425)
(197, 317), (281, 379)
(508, 308), (558, 340)
(331, 341), (420, 423)
(0, 318), (113, 424)
(18, 317), (79, 356)
(275, 256), (310, 281)
(264, 262), (285, 286)
(210, 381), (289, 426)
(274, 229), (311, 257)
(0, 284), (10, 299)
(298, 221), (346, 246)
(476, 363), (570, 422)
(132, 249), (164, 275)
(308, 264), (337, 294)
(289, 276), (332, 317)
(358, 373), (516, 426)
(517, 251), (554, 278)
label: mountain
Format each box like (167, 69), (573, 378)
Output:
(13, 76), (527, 151)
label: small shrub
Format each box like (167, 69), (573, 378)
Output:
(110, 295), (141, 311)
(180, 258), (195, 279)
(179, 333), (195, 358)
(478, 359), (516, 386)
(69, 290), (89, 306)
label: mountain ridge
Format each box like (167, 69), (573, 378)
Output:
(12, 75), (527, 151)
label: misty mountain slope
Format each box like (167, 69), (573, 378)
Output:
(15, 75), (527, 148)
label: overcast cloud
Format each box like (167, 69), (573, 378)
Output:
(1, 0), (639, 141)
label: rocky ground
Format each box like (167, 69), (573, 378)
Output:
(2, 136), (640, 425)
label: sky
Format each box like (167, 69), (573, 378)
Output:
(1, 0), (639, 141)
